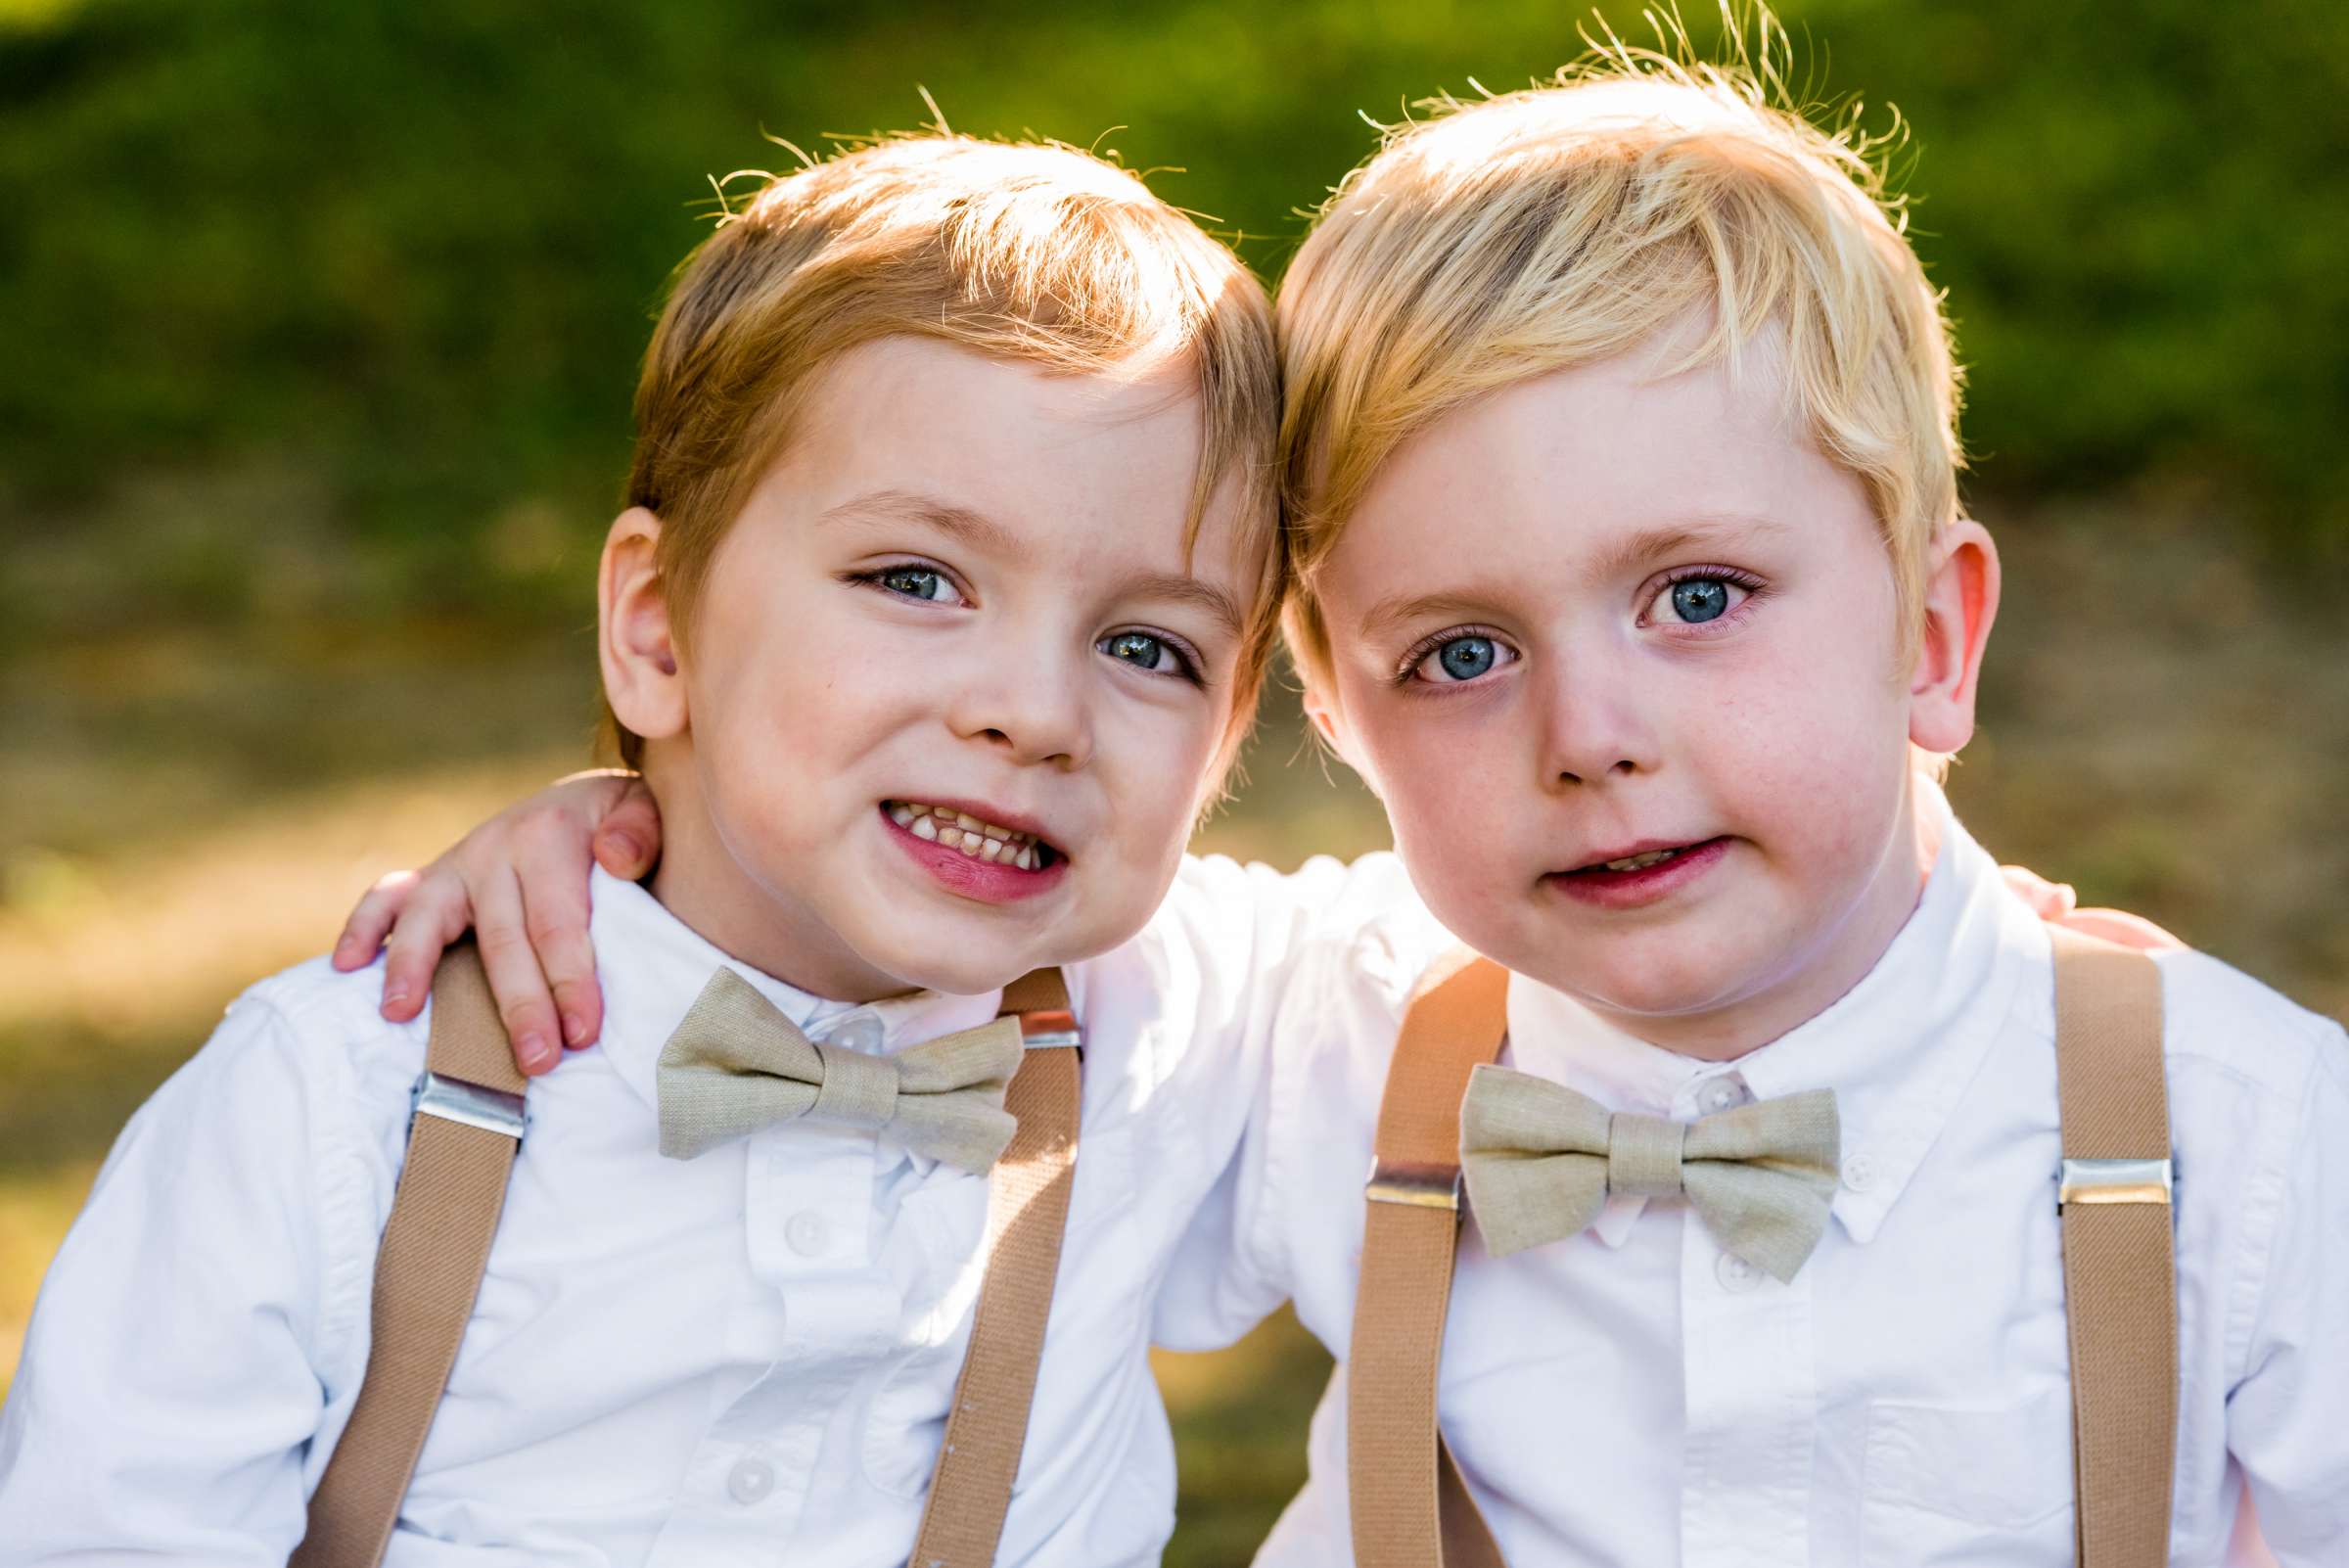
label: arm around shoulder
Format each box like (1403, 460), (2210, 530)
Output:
(0, 983), (379, 1562)
(1149, 853), (1437, 1353)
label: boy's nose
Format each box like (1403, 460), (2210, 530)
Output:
(944, 649), (1093, 769)
(1534, 648), (1662, 788)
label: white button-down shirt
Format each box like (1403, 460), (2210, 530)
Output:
(1158, 789), (2349, 1566)
(0, 857), (1354, 1566)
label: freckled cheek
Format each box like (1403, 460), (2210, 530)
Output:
(694, 640), (912, 851)
(1095, 704), (1219, 869)
(1696, 656), (1906, 875)
(1369, 722), (1527, 899)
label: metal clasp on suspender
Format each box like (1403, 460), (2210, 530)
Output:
(1364, 1157), (1462, 1211)
(410, 1071), (528, 1141)
(1015, 1008), (1082, 1053)
(2057, 1156), (2173, 1210)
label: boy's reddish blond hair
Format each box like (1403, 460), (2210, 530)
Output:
(608, 134), (1281, 767)
(1277, 28), (1964, 699)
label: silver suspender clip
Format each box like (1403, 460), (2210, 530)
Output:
(1365, 1157), (1463, 1211)
(2057, 1156), (2173, 1211)
(1016, 1007), (1083, 1055)
(411, 1071), (528, 1141)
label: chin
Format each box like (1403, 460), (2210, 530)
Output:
(1538, 926), (1761, 1020)
(867, 938), (1048, 999)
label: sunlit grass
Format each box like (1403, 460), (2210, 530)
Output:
(0, 0), (84, 26)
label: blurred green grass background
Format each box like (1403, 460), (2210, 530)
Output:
(4, 0), (2346, 1560)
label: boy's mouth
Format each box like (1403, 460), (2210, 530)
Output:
(1543, 835), (1729, 910)
(884, 801), (1060, 871)
(1567, 840), (1713, 875)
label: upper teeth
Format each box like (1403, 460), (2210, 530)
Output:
(1601, 848), (1681, 872)
(889, 802), (1044, 869)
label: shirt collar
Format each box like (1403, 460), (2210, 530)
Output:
(585, 867), (1004, 1160)
(1502, 780), (2032, 1248)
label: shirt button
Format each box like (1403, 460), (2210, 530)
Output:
(1843, 1151), (1880, 1191)
(822, 1013), (884, 1052)
(1716, 1251), (1762, 1292)
(727, 1455), (776, 1505)
(1698, 1076), (1751, 1115)
(785, 1209), (831, 1258)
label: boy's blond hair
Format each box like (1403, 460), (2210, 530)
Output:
(1277, 31), (1963, 699)
(608, 134), (1282, 768)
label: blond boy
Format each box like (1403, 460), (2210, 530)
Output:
(1153, 54), (2346, 1568)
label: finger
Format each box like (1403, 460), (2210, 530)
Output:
(2061, 907), (2188, 953)
(335, 869), (418, 970)
(514, 811), (607, 1050)
(378, 873), (475, 1023)
(471, 864), (564, 1075)
(1998, 863), (2077, 919)
(590, 778), (664, 881)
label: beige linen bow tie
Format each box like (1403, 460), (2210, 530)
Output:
(1458, 1064), (1841, 1282)
(656, 968), (1025, 1172)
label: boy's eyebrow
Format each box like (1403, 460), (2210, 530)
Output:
(1355, 589), (1515, 641)
(819, 488), (1025, 557)
(1356, 514), (1795, 639)
(824, 486), (1244, 641)
(1120, 574), (1246, 642)
(1589, 514), (1796, 581)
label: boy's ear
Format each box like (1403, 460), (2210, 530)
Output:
(1908, 518), (2001, 755)
(600, 507), (689, 743)
(1302, 680), (1382, 798)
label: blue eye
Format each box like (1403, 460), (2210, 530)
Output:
(1105, 631), (1166, 668)
(1099, 630), (1199, 682)
(1671, 579), (1728, 622)
(1412, 633), (1513, 684)
(1441, 638), (1497, 679)
(878, 566), (955, 602)
(1654, 575), (1751, 625)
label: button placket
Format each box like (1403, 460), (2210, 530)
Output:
(785, 1209), (831, 1258)
(1716, 1251), (1763, 1292)
(1697, 1074), (1754, 1116)
(1681, 1215), (1818, 1568)
(726, 1454), (776, 1505)
(815, 1010), (885, 1055)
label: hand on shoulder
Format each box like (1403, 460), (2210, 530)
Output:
(332, 769), (666, 1074)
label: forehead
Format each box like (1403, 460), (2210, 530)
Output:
(770, 337), (1237, 555)
(800, 338), (1196, 499)
(742, 336), (1263, 609)
(1330, 331), (1873, 591)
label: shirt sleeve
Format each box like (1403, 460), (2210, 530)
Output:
(0, 990), (368, 1564)
(2224, 1019), (2349, 1565)
(1149, 852), (1442, 1354)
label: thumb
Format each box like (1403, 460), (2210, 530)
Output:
(591, 778), (664, 880)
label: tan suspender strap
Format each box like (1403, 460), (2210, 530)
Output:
(908, 968), (1083, 1568)
(2049, 926), (2177, 1568)
(1348, 949), (1512, 1568)
(294, 945), (527, 1568)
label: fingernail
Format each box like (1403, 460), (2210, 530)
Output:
(384, 985), (410, 1011)
(610, 834), (644, 866)
(518, 1033), (556, 1073)
(562, 1013), (587, 1046)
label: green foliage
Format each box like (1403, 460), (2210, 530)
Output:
(3, 0), (2345, 623)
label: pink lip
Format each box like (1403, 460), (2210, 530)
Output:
(880, 805), (1069, 906)
(1543, 836), (1731, 910)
